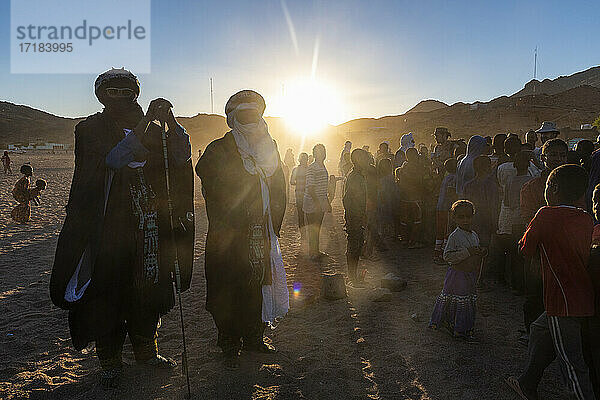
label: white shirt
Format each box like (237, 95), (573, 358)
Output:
(444, 227), (480, 265)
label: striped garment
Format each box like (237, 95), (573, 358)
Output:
(302, 162), (329, 214)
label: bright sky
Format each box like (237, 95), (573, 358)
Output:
(1, 0), (599, 129)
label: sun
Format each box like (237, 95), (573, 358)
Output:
(272, 78), (345, 137)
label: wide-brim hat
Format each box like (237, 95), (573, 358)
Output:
(433, 127), (450, 137)
(535, 121), (559, 134)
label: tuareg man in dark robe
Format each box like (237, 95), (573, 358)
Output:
(50, 68), (194, 387)
(195, 90), (288, 369)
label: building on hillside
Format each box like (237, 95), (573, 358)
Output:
(7, 142), (70, 151)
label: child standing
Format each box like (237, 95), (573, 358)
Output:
(507, 164), (596, 400)
(1, 151), (11, 174)
(429, 200), (486, 340)
(343, 149), (368, 284)
(433, 158), (458, 264)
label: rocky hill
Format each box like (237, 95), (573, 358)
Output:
(2, 66), (600, 152)
(512, 65), (600, 97)
(406, 99), (448, 114)
(336, 85), (600, 148)
(0, 102), (81, 148)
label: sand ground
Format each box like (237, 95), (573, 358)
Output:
(0, 153), (569, 400)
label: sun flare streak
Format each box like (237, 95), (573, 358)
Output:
(281, 0), (299, 56)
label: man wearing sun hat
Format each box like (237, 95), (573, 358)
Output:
(533, 121), (560, 162)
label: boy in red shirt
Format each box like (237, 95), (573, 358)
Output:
(507, 164), (596, 400)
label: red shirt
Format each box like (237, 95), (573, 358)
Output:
(519, 206), (595, 317)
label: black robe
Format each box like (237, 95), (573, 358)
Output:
(195, 132), (286, 331)
(50, 111), (194, 350)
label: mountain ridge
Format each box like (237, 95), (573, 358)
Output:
(2, 66), (600, 150)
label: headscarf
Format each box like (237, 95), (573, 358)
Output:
(226, 91), (278, 178)
(225, 90), (288, 324)
(394, 133), (415, 168)
(456, 135), (487, 197)
(400, 132), (415, 153)
(94, 68), (143, 130)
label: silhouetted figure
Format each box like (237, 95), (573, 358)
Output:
(576, 139), (595, 172)
(434, 158), (458, 264)
(431, 127), (455, 175)
(463, 155), (498, 250)
(490, 133), (508, 170)
(303, 143), (331, 260)
(338, 140), (352, 175)
(290, 152), (309, 241)
(394, 132), (415, 168)
(375, 142), (394, 165)
(195, 90), (288, 369)
(50, 68), (194, 387)
(396, 147), (426, 248)
(343, 149), (369, 284)
(377, 157), (400, 240)
(1, 151), (11, 174)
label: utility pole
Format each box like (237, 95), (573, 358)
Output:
(210, 78), (214, 114)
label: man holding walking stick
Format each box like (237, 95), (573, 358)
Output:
(50, 68), (194, 388)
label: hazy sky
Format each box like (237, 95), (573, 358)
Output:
(1, 0), (599, 123)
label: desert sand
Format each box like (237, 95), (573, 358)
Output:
(0, 153), (569, 400)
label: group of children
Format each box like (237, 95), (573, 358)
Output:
(424, 126), (599, 399)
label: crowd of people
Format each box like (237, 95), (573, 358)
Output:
(281, 123), (600, 399)
(10, 65), (592, 398)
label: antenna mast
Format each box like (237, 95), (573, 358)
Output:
(534, 46), (537, 80)
(210, 78), (214, 114)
